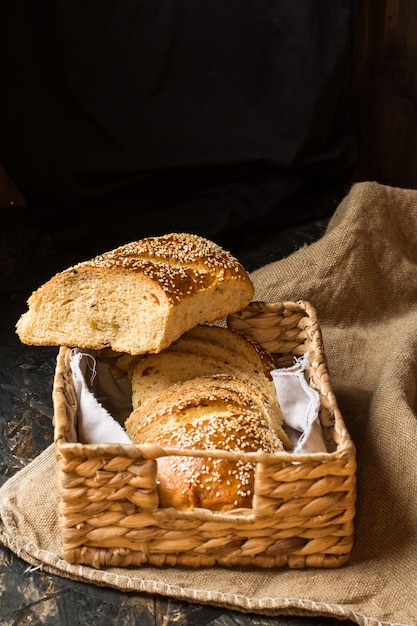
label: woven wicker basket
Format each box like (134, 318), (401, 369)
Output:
(53, 300), (356, 569)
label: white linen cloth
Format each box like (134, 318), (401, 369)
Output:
(271, 353), (325, 453)
(70, 350), (131, 444)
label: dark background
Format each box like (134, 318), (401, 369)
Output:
(0, 1), (356, 243)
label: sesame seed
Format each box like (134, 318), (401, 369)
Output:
(66, 233), (249, 304)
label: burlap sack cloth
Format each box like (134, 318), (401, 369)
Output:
(1, 181), (416, 626)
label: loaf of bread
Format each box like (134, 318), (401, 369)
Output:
(16, 233), (254, 355)
(125, 376), (286, 511)
(116, 323), (285, 435)
(126, 371), (291, 450)
(123, 323), (292, 511)
(177, 323), (277, 377)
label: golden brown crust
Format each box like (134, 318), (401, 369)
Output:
(125, 376), (286, 511)
(67, 233), (251, 305)
(16, 233), (254, 354)
(185, 324), (276, 376)
(153, 411), (278, 511)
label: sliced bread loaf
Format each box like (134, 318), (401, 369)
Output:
(125, 373), (291, 450)
(16, 233), (254, 354)
(128, 349), (261, 406)
(128, 347), (281, 422)
(125, 377), (285, 511)
(185, 324), (276, 376)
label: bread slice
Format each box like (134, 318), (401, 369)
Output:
(185, 324), (276, 377)
(16, 233), (254, 355)
(125, 373), (291, 450)
(129, 349), (254, 406)
(125, 378), (285, 511)
(115, 322), (275, 377)
(118, 333), (254, 377)
(125, 376), (263, 442)
(128, 348), (280, 419)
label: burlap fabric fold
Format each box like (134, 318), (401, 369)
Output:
(1, 181), (416, 626)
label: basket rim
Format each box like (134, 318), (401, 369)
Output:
(53, 298), (356, 463)
(52, 300), (357, 569)
(54, 435), (355, 462)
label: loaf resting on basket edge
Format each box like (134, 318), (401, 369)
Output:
(15, 232), (356, 569)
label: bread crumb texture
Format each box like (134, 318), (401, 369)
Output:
(16, 233), (254, 354)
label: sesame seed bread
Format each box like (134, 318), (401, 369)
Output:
(116, 323), (280, 415)
(125, 373), (291, 450)
(125, 377), (285, 511)
(115, 323), (275, 377)
(125, 376), (270, 442)
(185, 324), (276, 377)
(162, 328), (281, 411)
(128, 348), (266, 405)
(127, 346), (281, 423)
(16, 233), (254, 355)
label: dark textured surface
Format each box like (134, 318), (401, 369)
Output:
(0, 217), (357, 626)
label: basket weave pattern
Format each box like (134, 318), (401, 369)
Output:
(53, 301), (356, 569)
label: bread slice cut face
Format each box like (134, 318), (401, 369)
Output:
(16, 233), (254, 355)
(118, 323), (289, 445)
(185, 324), (276, 377)
(126, 373), (291, 450)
